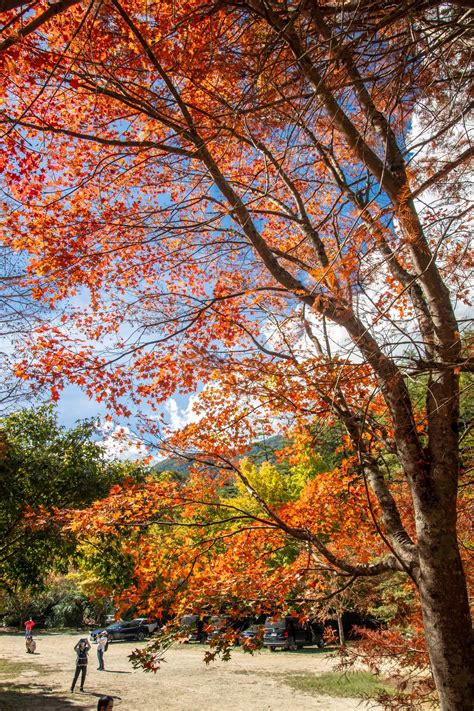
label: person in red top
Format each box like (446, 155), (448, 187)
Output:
(24, 618), (35, 637)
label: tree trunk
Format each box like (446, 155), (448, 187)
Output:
(414, 364), (473, 709)
(336, 610), (345, 646)
(416, 519), (474, 710)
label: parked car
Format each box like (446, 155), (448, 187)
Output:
(205, 616), (246, 643)
(90, 618), (157, 643)
(205, 616), (227, 642)
(263, 617), (324, 651)
(179, 614), (207, 643)
(239, 624), (264, 646)
(206, 616), (258, 645)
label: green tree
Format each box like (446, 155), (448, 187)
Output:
(0, 405), (141, 591)
(0, 571), (113, 628)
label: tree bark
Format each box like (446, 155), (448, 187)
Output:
(336, 610), (345, 647)
(415, 520), (474, 711)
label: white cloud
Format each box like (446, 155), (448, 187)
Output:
(164, 393), (202, 431)
(98, 423), (150, 461)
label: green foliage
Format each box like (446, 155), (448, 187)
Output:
(231, 424), (346, 508)
(459, 371), (473, 467)
(155, 427), (345, 500)
(79, 537), (136, 593)
(0, 573), (109, 628)
(0, 405), (147, 591)
(368, 574), (418, 627)
(283, 670), (394, 699)
(0, 406), (141, 507)
(238, 458), (291, 506)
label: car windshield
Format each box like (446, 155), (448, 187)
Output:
(107, 623), (122, 629)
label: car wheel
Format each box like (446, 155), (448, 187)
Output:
(137, 631), (145, 641)
(269, 647), (276, 652)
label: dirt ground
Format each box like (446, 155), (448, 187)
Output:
(0, 633), (382, 710)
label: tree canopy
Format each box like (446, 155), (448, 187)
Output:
(0, 2), (472, 708)
(0, 406), (143, 590)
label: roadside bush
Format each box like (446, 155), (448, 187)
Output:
(1, 574), (111, 629)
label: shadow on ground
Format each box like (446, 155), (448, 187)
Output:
(0, 682), (122, 709)
(266, 646), (336, 655)
(0, 682), (80, 709)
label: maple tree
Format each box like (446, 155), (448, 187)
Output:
(0, 1), (473, 708)
(0, 248), (43, 409)
(0, 1), (83, 54)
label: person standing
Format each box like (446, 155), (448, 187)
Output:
(71, 638), (91, 692)
(24, 618), (35, 637)
(97, 632), (108, 671)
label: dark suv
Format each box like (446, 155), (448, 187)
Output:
(263, 617), (324, 651)
(91, 618), (156, 643)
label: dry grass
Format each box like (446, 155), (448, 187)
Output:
(0, 633), (384, 710)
